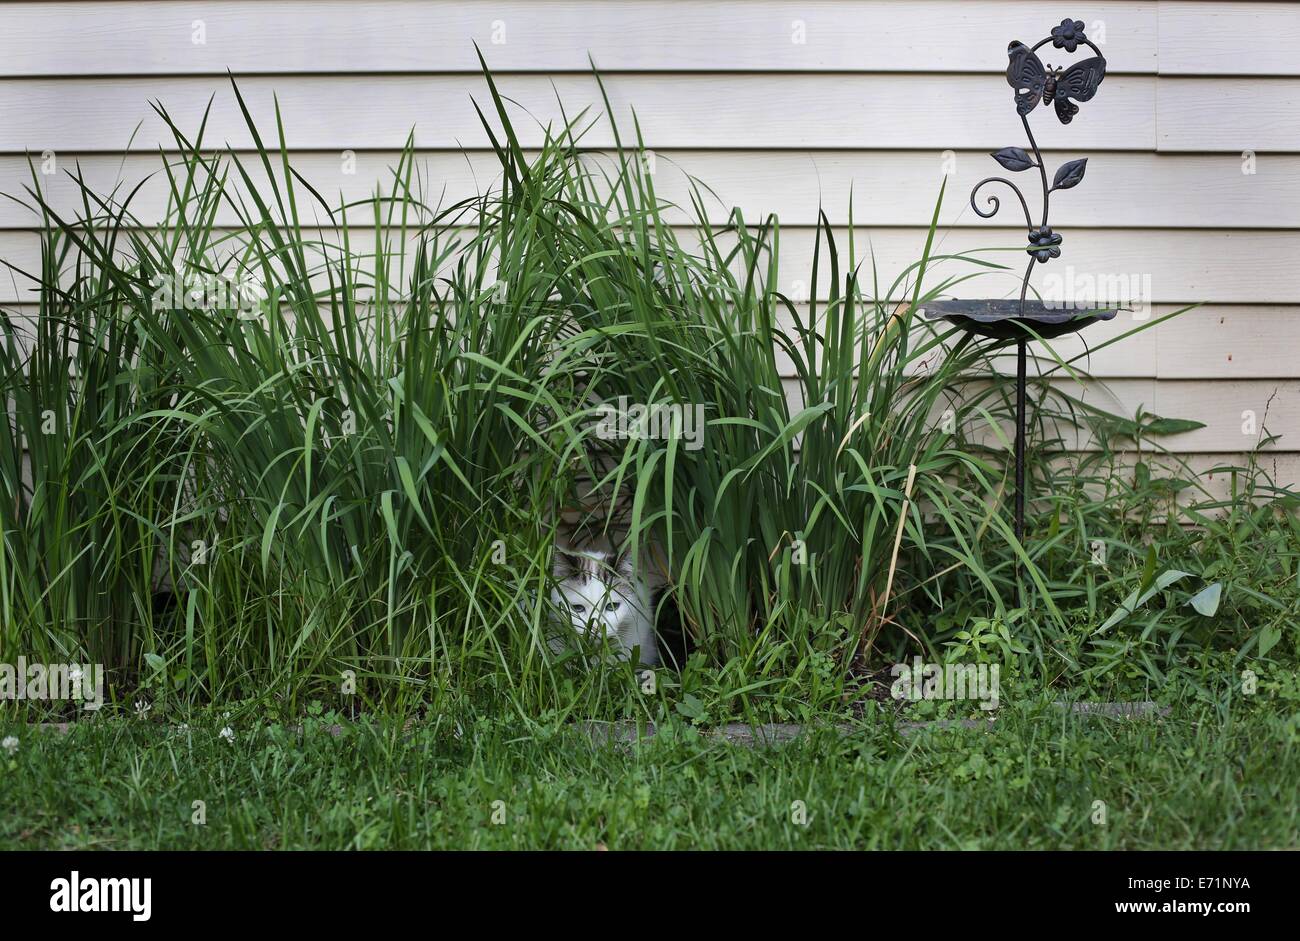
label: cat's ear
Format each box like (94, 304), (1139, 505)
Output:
(552, 547), (579, 580)
(611, 549), (635, 578)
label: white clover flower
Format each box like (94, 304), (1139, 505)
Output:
(219, 727), (235, 743)
(134, 700), (152, 717)
(68, 667), (83, 684)
(1, 735), (17, 755)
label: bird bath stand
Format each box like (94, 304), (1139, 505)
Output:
(921, 18), (1118, 577)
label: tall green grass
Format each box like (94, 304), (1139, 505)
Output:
(1, 69), (1295, 718)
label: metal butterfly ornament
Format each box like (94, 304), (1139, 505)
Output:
(1006, 37), (1106, 124)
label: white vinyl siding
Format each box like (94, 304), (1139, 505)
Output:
(0, 0), (1296, 476)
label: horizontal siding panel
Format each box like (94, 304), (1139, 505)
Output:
(1019, 378), (1300, 455)
(6, 149), (1297, 230)
(1156, 306), (1300, 379)
(0, 227), (1294, 304)
(772, 229), (1299, 305)
(0, 74), (1158, 153)
(1151, 379), (1300, 452)
(1002, 305), (1300, 382)
(1159, 2), (1300, 76)
(680, 149), (1297, 229)
(0, 76), (1276, 168)
(1157, 77), (1300, 151)
(0, 1), (1160, 76)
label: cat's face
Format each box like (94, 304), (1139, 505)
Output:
(551, 577), (631, 640)
(550, 548), (634, 642)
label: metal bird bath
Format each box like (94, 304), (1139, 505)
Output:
(922, 17), (1117, 555)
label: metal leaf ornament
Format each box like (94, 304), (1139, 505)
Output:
(991, 147), (1036, 172)
(1051, 158), (1088, 191)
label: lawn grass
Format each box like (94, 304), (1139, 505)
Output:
(4, 685), (1296, 850)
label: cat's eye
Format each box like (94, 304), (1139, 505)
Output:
(605, 601), (620, 613)
(571, 603), (586, 614)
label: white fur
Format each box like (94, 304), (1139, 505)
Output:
(550, 547), (658, 666)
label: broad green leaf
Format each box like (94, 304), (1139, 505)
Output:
(1143, 417), (1206, 436)
(1096, 569), (1192, 634)
(1187, 582), (1222, 617)
(1258, 625), (1282, 657)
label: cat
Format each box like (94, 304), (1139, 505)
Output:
(549, 540), (659, 666)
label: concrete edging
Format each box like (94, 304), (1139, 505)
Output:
(27, 701), (1170, 744)
(580, 701), (1171, 747)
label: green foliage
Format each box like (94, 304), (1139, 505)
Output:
(2, 690), (1298, 850)
(0, 66), (1295, 722)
